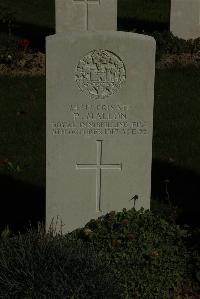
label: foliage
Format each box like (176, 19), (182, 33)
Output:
(0, 209), (199, 298)
(150, 31), (200, 61)
(186, 228), (200, 294)
(0, 228), (121, 299)
(0, 33), (32, 70)
(70, 208), (189, 298)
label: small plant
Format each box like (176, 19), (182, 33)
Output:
(14, 38), (32, 67)
(71, 208), (189, 298)
(0, 158), (21, 174)
(0, 228), (122, 299)
(0, 209), (198, 298)
(0, 36), (32, 71)
(0, 226), (12, 239)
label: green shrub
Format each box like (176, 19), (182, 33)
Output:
(0, 209), (197, 298)
(71, 208), (189, 298)
(0, 229), (121, 299)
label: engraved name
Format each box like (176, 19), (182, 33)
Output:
(51, 103), (149, 136)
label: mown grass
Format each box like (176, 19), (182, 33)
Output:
(154, 67), (200, 175)
(0, 76), (45, 187)
(118, 0), (170, 24)
(0, 0), (55, 29)
(0, 67), (199, 189)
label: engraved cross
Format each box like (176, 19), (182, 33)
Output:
(73, 0), (100, 30)
(76, 140), (122, 212)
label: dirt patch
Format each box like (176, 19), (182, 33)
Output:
(1, 52), (200, 76)
(157, 53), (200, 69)
(0, 52), (45, 76)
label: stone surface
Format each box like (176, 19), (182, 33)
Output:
(46, 31), (156, 233)
(170, 0), (200, 40)
(56, 0), (117, 32)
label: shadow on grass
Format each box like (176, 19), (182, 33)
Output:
(151, 159), (200, 226)
(0, 160), (199, 233)
(0, 17), (169, 52)
(0, 22), (55, 52)
(0, 174), (45, 233)
(118, 18), (169, 33)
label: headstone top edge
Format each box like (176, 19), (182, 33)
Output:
(46, 31), (156, 44)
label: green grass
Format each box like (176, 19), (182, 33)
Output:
(0, 76), (45, 187)
(0, 71), (199, 296)
(0, 0), (55, 29)
(118, 0), (170, 24)
(0, 68), (199, 189)
(154, 67), (200, 175)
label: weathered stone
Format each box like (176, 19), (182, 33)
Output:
(56, 0), (117, 32)
(46, 31), (156, 232)
(170, 0), (200, 40)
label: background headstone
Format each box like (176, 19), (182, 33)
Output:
(46, 1), (156, 233)
(170, 0), (200, 40)
(56, 0), (117, 32)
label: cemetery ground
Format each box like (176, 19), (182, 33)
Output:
(0, 0), (170, 50)
(0, 65), (200, 298)
(0, 0), (200, 297)
(1, 0), (170, 29)
(0, 67), (200, 226)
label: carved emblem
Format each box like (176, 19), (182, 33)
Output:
(75, 49), (126, 100)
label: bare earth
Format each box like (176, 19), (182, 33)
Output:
(0, 52), (45, 76)
(0, 52), (200, 76)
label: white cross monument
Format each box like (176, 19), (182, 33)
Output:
(56, 0), (117, 32)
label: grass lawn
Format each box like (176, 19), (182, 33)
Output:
(154, 67), (200, 175)
(0, 0), (171, 50)
(0, 68), (199, 187)
(118, 0), (170, 24)
(0, 76), (45, 188)
(0, 0), (55, 29)
(0, 67), (199, 228)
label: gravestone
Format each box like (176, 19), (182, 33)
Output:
(56, 0), (117, 32)
(46, 0), (156, 233)
(170, 0), (200, 40)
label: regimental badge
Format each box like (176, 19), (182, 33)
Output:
(75, 49), (126, 100)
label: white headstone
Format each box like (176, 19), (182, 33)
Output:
(170, 0), (200, 40)
(46, 0), (156, 233)
(56, 0), (117, 32)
